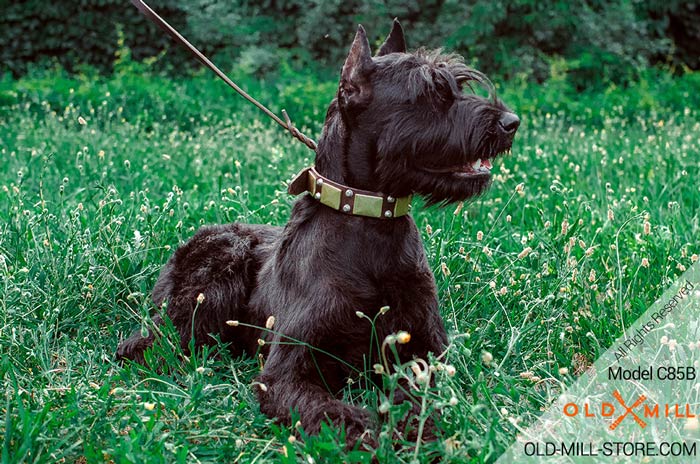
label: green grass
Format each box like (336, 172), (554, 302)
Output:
(1, 65), (699, 463)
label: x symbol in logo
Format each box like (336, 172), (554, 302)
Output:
(610, 390), (647, 430)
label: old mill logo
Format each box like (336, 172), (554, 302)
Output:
(563, 391), (697, 430)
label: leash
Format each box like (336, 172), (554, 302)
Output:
(130, 0), (317, 151)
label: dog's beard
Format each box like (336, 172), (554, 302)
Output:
(409, 169), (493, 205)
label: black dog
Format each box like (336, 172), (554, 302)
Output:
(117, 21), (519, 446)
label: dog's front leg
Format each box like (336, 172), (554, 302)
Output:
(256, 344), (376, 447)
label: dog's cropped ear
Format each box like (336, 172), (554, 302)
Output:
(376, 19), (406, 56)
(340, 25), (375, 108)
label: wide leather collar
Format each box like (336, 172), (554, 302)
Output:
(287, 167), (412, 219)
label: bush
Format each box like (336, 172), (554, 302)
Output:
(0, 0), (188, 75)
(2, 0), (700, 87)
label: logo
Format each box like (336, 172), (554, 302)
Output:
(563, 391), (696, 430)
(609, 391), (646, 430)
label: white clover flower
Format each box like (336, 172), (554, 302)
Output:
(588, 269), (596, 282)
(441, 262), (450, 276)
(517, 247), (532, 259)
(396, 331), (411, 344)
(684, 417), (699, 431)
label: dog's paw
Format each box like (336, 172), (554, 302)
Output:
(323, 403), (377, 450)
(115, 333), (151, 364)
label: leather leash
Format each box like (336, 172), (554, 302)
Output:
(130, 0), (317, 150)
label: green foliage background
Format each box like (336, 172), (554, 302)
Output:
(2, 0), (700, 86)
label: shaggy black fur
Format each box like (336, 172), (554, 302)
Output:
(117, 20), (519, 447)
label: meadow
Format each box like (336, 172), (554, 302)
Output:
(1, 58), (699, 463)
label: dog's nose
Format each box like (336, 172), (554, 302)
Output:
(498, 112), (520, 134)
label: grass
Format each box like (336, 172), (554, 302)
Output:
(0, 62), (699, 463)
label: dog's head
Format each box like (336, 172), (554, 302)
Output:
(316, 21), (519, 205)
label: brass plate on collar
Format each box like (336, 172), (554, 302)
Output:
(353, 194), (383, 218)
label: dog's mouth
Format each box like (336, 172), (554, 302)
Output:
(419, 147), (514, 178)
(421, 157), (493, 177)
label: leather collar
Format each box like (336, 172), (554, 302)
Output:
(287, 167), (412, 219)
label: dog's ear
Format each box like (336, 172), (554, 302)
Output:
(376, 19), (406, 56)
(340, 25), (375, 108)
